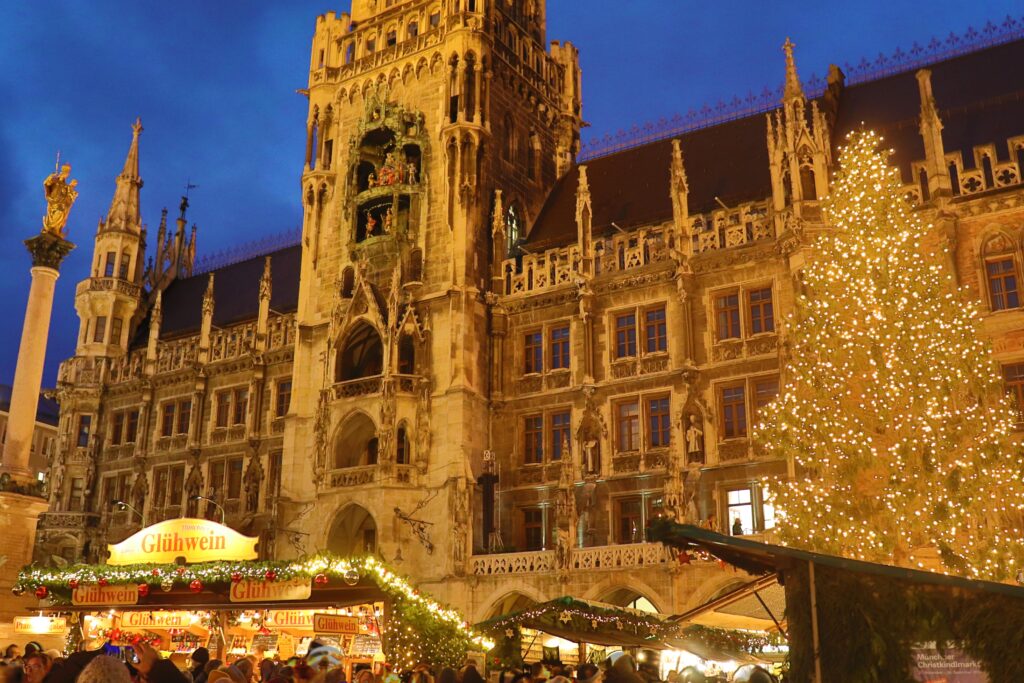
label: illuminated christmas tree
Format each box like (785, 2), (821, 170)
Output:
(756, 130), (1024, 580)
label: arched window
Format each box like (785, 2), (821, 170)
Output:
(799, 159), (816, 200)
(398, 334), (416, 374)
(918, 167), (930, 202)
(337, 324), (384, 382)
(407, 248), (423, 284)
(340, 267), (355, 298)
(408, 21), (419, 38)
(334, 413), (378, 469)
(503, 114), (516, 162)
(327, 504), (377, 555)
(506, 204), (522, 257)
(119, 250), (131, 279)
(396, 425), (410, 465)
(345, 42), (355, 64)
(982, 234), (1020, 312)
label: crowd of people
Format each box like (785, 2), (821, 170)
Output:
(0, 644), (775, 683)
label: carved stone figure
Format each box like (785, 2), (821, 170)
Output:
(382, 206), (394, 234)
(686, 414), (704, 458)
(405, 162), (418, 184)
(244, 452), (264, 514)
(48, 458), (65, 505)
(365, 210), (378, 235)
(42, 163), (79, 237)
(576, 388), (607, 476)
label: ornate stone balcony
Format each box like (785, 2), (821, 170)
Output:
(75, 277), (142, 298)
(610, 353), (670, 379)
(332, 374), (421, 400)
(471, 549), (556, 576)
(39, 511), (101, 530)
(470, 542), (676, 576)
(330, 465), (377, 488)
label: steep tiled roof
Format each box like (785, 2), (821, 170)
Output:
(132, 244), (300, 345)
(529, 37), (1024, 249)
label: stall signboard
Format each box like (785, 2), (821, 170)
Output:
(121, 611), (194, 629)
(230, 578), (311, 603)
(72, 584), (139, 606)
(267, 610), (314, 629)
(313, 613), (360, 635)
(107, 518), (259, 565)
(912, 643), (988, 682)
(14, 616), (67, 635)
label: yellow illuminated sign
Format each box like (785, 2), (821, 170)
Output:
(313, 613), (360, 635)
(121, 611), (194, 629)
(14, 617), (67, 635)
(229, 578), (311, 603)
(107, 518), (259, 566)
(72, 585), (139, 606)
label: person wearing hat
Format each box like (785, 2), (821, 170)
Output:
(191, 648), (211, 682)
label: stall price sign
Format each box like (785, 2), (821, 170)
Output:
(121, 611), (193, 629)
(108, 518), (259, 566)
(313, 613), (360, 636)
(14, 616), (67, 635)
(72, 584), (139, 606)
(252, 632), (280, 653)
(229, 578), (311, 603)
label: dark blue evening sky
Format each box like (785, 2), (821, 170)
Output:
(0, 1), (1019, 386)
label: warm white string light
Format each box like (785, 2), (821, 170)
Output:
(755, 130), (1024, 580)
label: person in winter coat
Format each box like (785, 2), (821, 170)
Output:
(77, 655), (132, 683)
(133, 641), (190, 683)
(603, 654), (645, 683)
(190, 649), (210, 683)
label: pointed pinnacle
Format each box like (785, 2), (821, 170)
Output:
(783, 37), (804, 102)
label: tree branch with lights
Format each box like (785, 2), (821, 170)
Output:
(756, 129), (1024, 579)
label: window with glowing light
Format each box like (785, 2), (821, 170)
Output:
(719, 385), (747, 439)
(1002, 363), (1024, 423)
(747, 287), (775, 334)
(726, 488), (754, 536)
(986, 258), (1019, 311)
(615, 400), (641, 452)
(714, 292), (741, 340)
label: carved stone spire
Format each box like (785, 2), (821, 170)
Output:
(146, 290), (162, 368)
(256, 256), (272, 353)
(575, 165), (593, 277)
(670, 139), (690, 253)
(102, 118), (144, 234)
(916, 69), (951, 197)
(782, 38), (804, 104)
(200, 273), (215, 360)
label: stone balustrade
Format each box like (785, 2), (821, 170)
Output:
(691, 203), (773, 253)
(470, 541), (676, 576)
(75, 277), (142, 299)
(503, 245), (579, 295)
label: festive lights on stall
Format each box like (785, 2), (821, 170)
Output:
(754, 129), (1024, 580)
(14, 553), (494, 655)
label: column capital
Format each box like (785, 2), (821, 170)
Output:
(24, 232), (75, 271)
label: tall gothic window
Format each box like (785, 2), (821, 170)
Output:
(506, 204), (522, 257)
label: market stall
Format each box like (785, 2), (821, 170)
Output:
(475, 596), (773, 680)
(648, 518), (1024, 682)
(15, 518), (491, 674)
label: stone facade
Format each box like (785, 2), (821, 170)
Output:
(35, 1), (1024, 621)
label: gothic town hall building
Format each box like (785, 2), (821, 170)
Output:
(36, 1), (1024, 621)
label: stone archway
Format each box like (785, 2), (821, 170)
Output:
(600, 587), (660, 613)
(327, 503), (377, 556)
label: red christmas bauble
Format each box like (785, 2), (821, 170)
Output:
(34, 586), (48, 599)
(264, 569), (277, 582)
(176, 567), (186, 576)
(98, 578), (109, 587)
(314, 573), (328, 586)
(189, 580), (203, 593)
(151, 568), (161, 577)
(230, 572), (243, 583)
(69, 579), (79, 589)
(137, 584), (150, 597)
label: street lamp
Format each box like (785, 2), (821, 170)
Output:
(112, 500), (145, 527)
(189, 495), (225, 524)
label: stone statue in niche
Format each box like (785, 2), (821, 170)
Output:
(685, 414), (704, 462)
(367, 172), (377, 188)
(405, 161), (418, 184)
